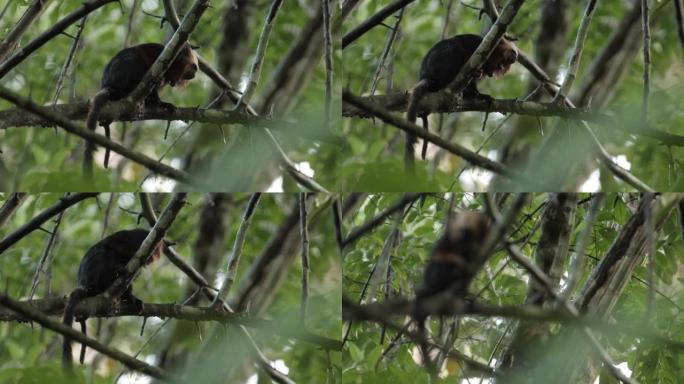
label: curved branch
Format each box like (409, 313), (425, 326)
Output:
(447, 0), (526, 94)
(0, 193), (98, 254)
(128, 0), (210, 101)
(0, 0), (116, 79)
(342, 91), (684, 146)
(0, 102), (289, 130)
(104, 194), (186, 300)
(0, 0), (54, 62)
(161, 0), (326, 192)
(342, 0), (416, 48)
(343, 90), (546, 188)
(0, 294), (170, 380)
(0, 297), (341, 350)
(0, 86), (202, 187)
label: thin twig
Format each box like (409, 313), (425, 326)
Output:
(553, 0), (599, 101)
(0, 87), (201, 187)
(0, 193), (98, 254)
(212, 193), (262, 306)
(369, 8), (404, 96)
(0, 0), (116, 79)
(321, 0), (334, 128)
(342, 193), (421, 249)
(235, 0), (284, 108)
(0, 0), (54, 61)
(299, 193), (310, 326)
(343, 0), (416, 48)
(53, 15), (88, 104)
(640, 0), (651, 121)
(28, 208), (64, 300)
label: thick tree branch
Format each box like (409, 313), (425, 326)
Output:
(343, 90), (546, 188)
(0, 297), (340, 349)
(344, 90), (602, 118)
(0, 86), (202, 187)
(128, 0), (210, 101)
(0, 193), (27, 228)
(447, 0), (526, 94)
(343, 296), (684, 352)
(0, 102), (288, 130)
(105, 194), (186, 300)
(343, 91), (684, 147)
(0, 294), (170, 380)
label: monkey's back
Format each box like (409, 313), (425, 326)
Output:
(416, 261), (472, 299)
(77, 229), (149, 294)
(101, 43), (164, 100)
(419, 34), (482, 92)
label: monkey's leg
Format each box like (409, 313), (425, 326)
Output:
(145, 90), (175, 110)
(463, 80), (493, 104)
(120, 287), (143, 312)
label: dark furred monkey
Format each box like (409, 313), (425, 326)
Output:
(413, 211), (488, 369)
(405, 34), (518, 168)
(414, 211), (488, 322)
(61, 229), (163, 373)
(84, 43), (199, 177)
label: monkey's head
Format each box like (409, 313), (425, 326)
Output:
(442, 211), (488, 253)
(482, 38), (517, 77)
(165, 43), (199, 87)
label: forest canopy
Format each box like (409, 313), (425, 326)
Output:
(342, 0), (684, 192)
(0, 0), (342, 192)
(0, 192), (341, 383)
(342, 193), (684, 383)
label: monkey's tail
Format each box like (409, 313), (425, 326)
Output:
(84, 89), (111, 178)
(416, 320), (431, 367)
(420, 116), (429, 160)
(405, 80), (430, 171)
(103, 124), (111, 169)
(78, 320), (87, 364)
(62, 287), (88, 375)
(413, 293), (438, 377)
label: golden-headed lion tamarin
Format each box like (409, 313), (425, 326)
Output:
(84, 43), (198, 177)
(62, 229), (163, 373)
(405, 34), (517, 168)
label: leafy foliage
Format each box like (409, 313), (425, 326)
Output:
(0, 0), (342, 191)
(342, 1), (684, 191)
(0, 193), (341, 382)
(342, 193), (684, 383)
